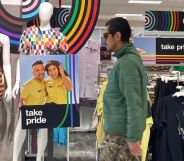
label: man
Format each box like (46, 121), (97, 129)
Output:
(21, 60), (46, 105)
(100, 17), (147, 161)
(13, 60), (47, 161)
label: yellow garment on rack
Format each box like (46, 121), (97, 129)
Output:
(141, 117), (153, 161)
(96, 81), (107, 149)
(140, 92), (153, 161)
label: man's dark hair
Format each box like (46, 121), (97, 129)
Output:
(32, 60), (43, 67)
(105, 17), (131, 42)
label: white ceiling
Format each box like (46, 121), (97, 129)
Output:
(60, 0), (184, 27)
(98, 0), (184, 27)
(1, 0), (184, 28)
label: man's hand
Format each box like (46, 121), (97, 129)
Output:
(128, 141), (142, 157)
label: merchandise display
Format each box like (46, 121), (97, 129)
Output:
(19, 25), (68, 55)
(98, 62), (113, 86)
(150, 76), (184, 161)
(78, 39), (100, 100)
(12, 2), (68, 161)
(1, 0), (184, 161)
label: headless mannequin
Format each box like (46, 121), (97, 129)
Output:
(12, 2), (54, 161)
(0, 33), (12, 102)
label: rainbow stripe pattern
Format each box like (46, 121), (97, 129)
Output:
(63, 0), (100, 54)
(22, 0), (48, 20)
(0, 0), (100, 54)
(145, 11), (184, 31)
(0, 3), (23, 48)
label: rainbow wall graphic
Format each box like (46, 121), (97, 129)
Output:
(0, 3), (23, 51)
(27, 7), (71, 29)
(51, 8), (71, 29)
(22, 0), (48, 20)
(0, 0), (48, 52)
(0, 0), (100, 54)
(145, 11), (184, 31)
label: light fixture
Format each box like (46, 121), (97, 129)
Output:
(115, 14), (143, 17)
(128, 0), (162, 4)
(1, 0), (21, 5)
(114, 14), (145, 20)
(61, 5), (72, 8)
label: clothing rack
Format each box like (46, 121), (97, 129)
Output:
(146, 70), (184, 103)
(150, 71), (184, 161)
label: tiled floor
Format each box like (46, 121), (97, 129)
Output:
(25, 131), (96, 161)
(70, 131), (96, 161)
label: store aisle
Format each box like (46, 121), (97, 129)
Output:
(70, 131), (96, 161)
(25, 131), (96, 161)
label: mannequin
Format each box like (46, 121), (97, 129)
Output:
(0, 33), (13, 161)
(12, 2), (68, 161)
(0, 33), (12, 102)
(13, 2), (68, 94)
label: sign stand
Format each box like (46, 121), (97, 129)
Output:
(47, 128), (54, 161)
(67, 128), (69, 161)
(47, 128), (69, 161)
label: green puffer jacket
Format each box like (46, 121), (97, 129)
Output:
(103, 43), (147, 142)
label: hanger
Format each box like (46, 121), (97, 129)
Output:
(173, 87), (184, 97)
(172, 71), (184, 97)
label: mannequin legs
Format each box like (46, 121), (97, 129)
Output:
(13, 112), (48, 161)
(36, 128), (48, 161)
(13, 113), (26, 161)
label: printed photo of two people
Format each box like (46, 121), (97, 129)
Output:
(19, 55), (79, 129)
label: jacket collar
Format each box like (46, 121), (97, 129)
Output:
(113, 43), (134, 59)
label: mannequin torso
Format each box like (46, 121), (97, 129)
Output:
(19, 2), (68, 55)
(19, 26), (68, 55)
(0, 33), (12, 101)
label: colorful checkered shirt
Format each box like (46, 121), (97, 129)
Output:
(19, 25), (68, 55)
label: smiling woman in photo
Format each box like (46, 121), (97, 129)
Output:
(45, 60), (72, 147)
(45, 60), (72, 104)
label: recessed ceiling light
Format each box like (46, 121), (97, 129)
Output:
(61, 5), (72, 8)
(115, 14), (143, 17)
(1, 0), (21, 5)
(128, 0), (162, 4)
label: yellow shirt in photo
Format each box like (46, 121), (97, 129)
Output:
(21, 78), (46, 105)
(45, 77), (67, 104)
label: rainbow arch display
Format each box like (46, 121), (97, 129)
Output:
(0, 3), (23, 47)
(0, 0), (48, 52)
(51, 8), (70, 28)
(22, 0), (48, 20)
(145, 11), (184, 31)
(63, 0), (100, 54)
(0, 0), (101, 54)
